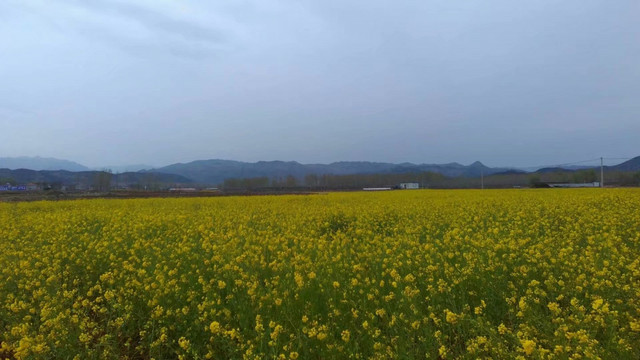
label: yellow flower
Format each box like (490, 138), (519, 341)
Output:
(78, 333), (90, 343)
(270, 325), (283, 340)
(445, 309), (458, 324)
(521, 339), (536, 355)
(438, 345), (447, 357)
(209, 321), (221, 334)
(178, 337), (190, 350)
(152, 305), (164, 319)
(255, 315), (264, 332)
(341, 330), (351, 342)
(547, 302), (561, 315)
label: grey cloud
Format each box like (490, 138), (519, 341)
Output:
(66, 0), (226, 45)
(1, 0), (639, 167)
(70, 19), (216, 59)
(15, 0), (229, 58)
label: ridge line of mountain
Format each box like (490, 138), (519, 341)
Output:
(2, 156), (639, 186)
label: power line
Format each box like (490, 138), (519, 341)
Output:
(552, 158), (601, 167)
(531, 158), (601, 169)
(531, 156), (634, 170)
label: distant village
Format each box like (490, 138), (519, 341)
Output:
(1, 182), (102, 192)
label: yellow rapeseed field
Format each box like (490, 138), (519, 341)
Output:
(1, 189), (639, 359)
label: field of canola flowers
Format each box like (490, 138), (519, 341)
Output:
(1, 189), (640, 359)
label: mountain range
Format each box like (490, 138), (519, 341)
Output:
(1, 156), (639, 186)
(148, 159), (512, 184)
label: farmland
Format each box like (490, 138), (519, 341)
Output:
(1, 189), (639, 359)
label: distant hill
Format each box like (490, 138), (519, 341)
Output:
(608, 156), (640, 172)
(531, 156), (640, 174)
(535, 167), (574, 174)
(0, 168), (192, 187)
(0, 156), (89, 171)
(492, 169), (528, 176)
(4, 155), (637, 188)
(151, 159), (514, 185)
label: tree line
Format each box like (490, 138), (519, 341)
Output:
(221, 169), (640, 191)
(222, 172), (447, 190)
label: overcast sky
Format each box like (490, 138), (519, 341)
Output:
(1, 0), (638, 168)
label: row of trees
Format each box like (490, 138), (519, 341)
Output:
(93, 171), (112, 192)
(528, 169), (599, 187)
(0, 177), (16, 185)
(94, 171), (175, 191)
(222, 172), (447, 190)
(221, 169), (640, 191)
(13, 169), (640, 193)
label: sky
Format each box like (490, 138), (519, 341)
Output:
(1, 0), (639, 168)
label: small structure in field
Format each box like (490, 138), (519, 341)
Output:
(398, 183), (419, 189)
(548, 182), (600, 188)
(169, 187), (197, 192)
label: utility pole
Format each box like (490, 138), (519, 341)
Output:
(600, 157), (604, 188)
(481, 169), (484, 190)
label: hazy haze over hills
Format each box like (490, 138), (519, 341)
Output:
(0, 156), (89, 171)
(97, 164), (156, 173)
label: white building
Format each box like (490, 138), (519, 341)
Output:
(398, 183), (419, 189)
(548, 182), (600, 188)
